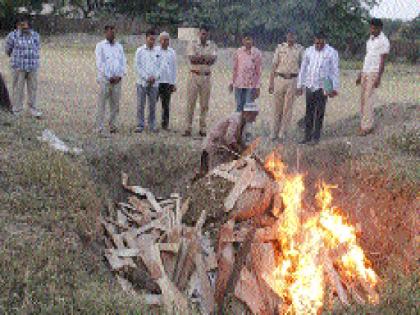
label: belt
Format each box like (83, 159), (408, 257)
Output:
(191, 70), (211, 76)
(275, 73), (298, 79)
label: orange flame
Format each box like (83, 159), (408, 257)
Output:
(263, 154), (379, 314)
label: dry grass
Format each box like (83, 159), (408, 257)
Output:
(0, 44), (418, 314)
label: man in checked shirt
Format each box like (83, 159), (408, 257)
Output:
(5, 16), (42, 118)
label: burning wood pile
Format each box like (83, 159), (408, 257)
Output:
(102, 151), (380, 315)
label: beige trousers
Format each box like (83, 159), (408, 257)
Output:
(272, 77), (296, 138)
(11, 69), (38, 113)
(360, 73), (379, 131)
(185, 73), (212, 133)
(96, 81), (122, 131)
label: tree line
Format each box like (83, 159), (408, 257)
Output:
(1, 0), (418, 61)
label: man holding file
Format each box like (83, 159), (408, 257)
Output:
(296, 32), (340, 145)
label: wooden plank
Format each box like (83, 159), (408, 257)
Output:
(234, 266), (267, 315)
(211, 169), (238, 183)
(117, 210), (129, 228)
(136, 234), (190, 314)
(180, 197), (190, 220)
(215, 221), (235, 312)
(323, 254), (350, 307)
(251, 243), (283, 314)
(158, 243), (180, 253)
(140, 294), (162, 305)
(128, 196), (152, 214)
(224, 164), (255, 211)
(176, 237), (199, 291)
(146, 191), (164, 213)
(116, 275), (137, 296)
(106, 248), (141, 257)
(120, 208), (145, 226)
(194, 238), (215, 315)
(104, 252), (129, 271)
(131, 214), (169, 236)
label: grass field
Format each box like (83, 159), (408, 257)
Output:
(0, 43), (419, 314)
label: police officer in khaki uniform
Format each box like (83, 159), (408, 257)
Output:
(269, 29), (304, 142)
(183, 25), (217, 137)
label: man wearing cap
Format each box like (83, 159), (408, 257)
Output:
(356, 18), (390, 136)
(157, 31), (177, 131)
(269, 29), (304, 142)
(183, 25), (218, 137)
(200, 102), (259, 174)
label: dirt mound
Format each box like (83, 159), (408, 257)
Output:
(87, 141), (201, 201)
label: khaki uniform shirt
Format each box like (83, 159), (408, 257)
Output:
(272, 42), (304, 75)
(187, 39), (218, 73)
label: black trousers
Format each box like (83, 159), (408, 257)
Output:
(304, 88), (327, 141)
(158, 83), (173, 129)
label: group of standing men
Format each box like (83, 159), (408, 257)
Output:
(95, 25), (218, 137)
(3, 17), (390, 156)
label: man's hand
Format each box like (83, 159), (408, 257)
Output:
(356, 73), (362, 86)
(109, 77), (121, 84)
(228, 83), (233, 93)
(254, 88), (260, 99)
(328, 90), (338, 98)
(296, 88), (303, 96)
(268, 85), (274, 94)
(147, 76), (156, 85)
(373, 77), (381, 88)
(170, 85), (177, 92)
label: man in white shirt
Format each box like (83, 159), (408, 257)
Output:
(157, 32), (177, 131)
(135, 29), (162, 133)
(95, 25), (127, 135)
(356, 18), (390, 136)
(297, 32), (340, 145)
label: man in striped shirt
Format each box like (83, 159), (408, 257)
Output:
(297, 32), (340, 144)
(5, 16), (41, 117)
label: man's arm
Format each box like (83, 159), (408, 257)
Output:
(230, 50), (239, 91)
(329, 49), (340, 96)
(374, 54), (387, 88)
(269, 48), (279, 94)
(225, 119), (244, 153)
(5, 32), (14, 57)
(135, 49), (148, 82)
(33, 32), (41, 53)
(95, 43), (105, 81)
(296, 49), (309, 94)
(121, 45), (127, 77)
(254, 50), (262, 98)
(171, 51), (177, 87)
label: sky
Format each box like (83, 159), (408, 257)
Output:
(370, 0), (419, 20)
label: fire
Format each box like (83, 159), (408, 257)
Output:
(263, 154), (379, 314)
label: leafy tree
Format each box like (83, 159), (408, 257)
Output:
(146, 0), (182, 30)
(0, 0), (43, 30)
